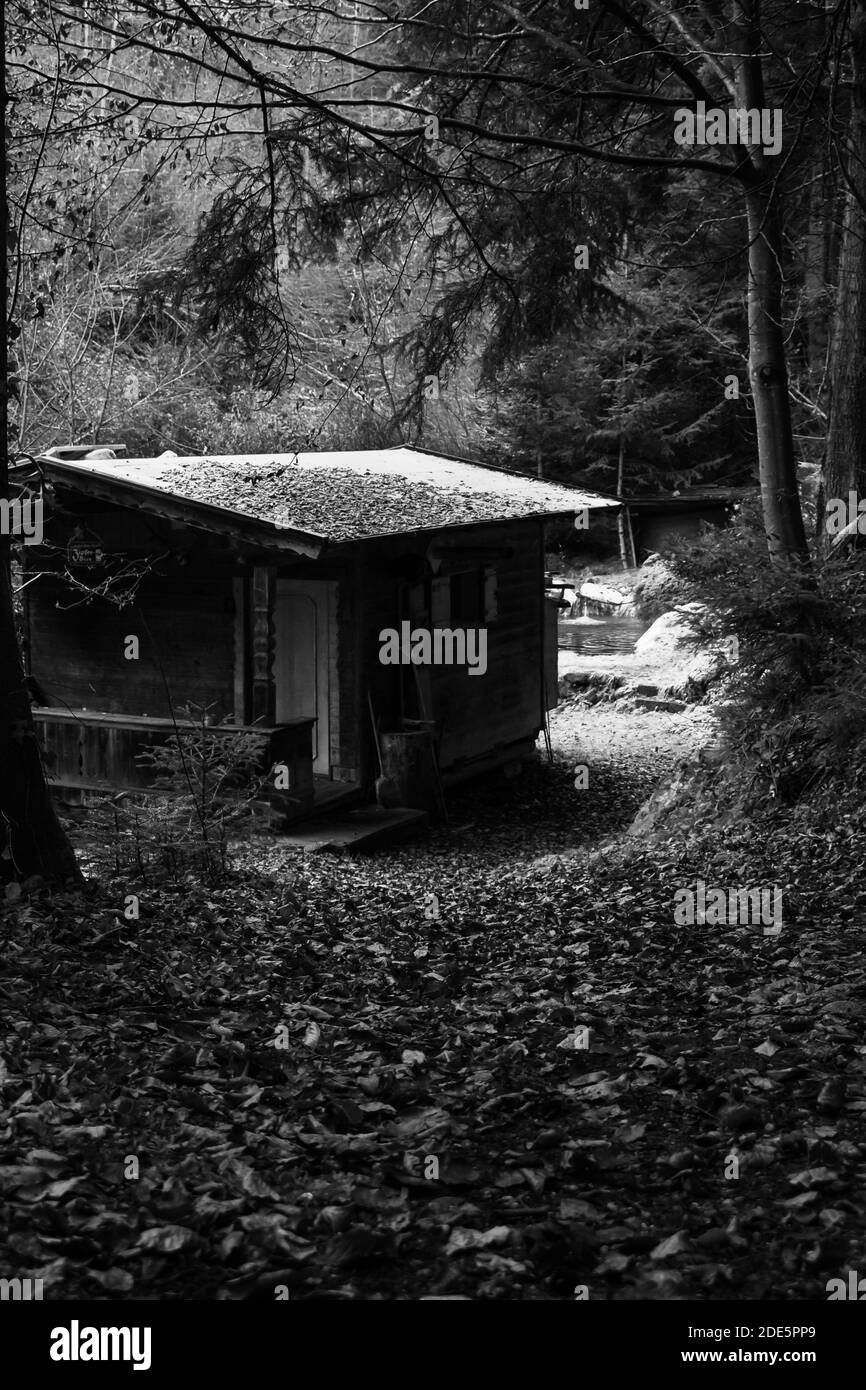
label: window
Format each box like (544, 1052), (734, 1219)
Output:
(422, 566), (497, 625)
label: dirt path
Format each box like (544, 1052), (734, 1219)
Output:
(244, 693), (717, 879)
(548, 697), (719, 787)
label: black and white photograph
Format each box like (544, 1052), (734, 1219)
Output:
(1, 0), (864, 1356)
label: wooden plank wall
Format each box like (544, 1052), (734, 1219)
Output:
(357, 521), (545, 777)
(543, 596), (561, 710)
(428, 523), (543, 768)
(332, 563), (360, 780)
(26, 505), (237, 721)
(25, 495), (550, 789)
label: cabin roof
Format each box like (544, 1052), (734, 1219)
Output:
(27, 446), (618, 548)
(624, 484), (756, 512)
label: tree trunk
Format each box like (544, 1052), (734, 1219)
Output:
(616, 433), (636, 569)
(799, 0), (836, 387)
(744, 184), (810, 561)
(0, 561), (83, 886)
(733, 1), (810, 562)
(822, 0), (866, 542)
(1, 1), (83, 889)
(803, 149), (833, 381)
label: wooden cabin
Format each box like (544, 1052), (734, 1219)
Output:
(624, 485), (756, 560)
(12, 445), (617, 825)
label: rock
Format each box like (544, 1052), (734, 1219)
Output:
(579, 581), (625, 608)
(634, 607), (708, 659)
(633, 696), (687, 713)
(558, 672), (588, 696)
(558, 670), (626, 700)
(632, 555), (698, 616)
(674, 647), (727, 696)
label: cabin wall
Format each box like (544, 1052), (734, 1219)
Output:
(334, 560), (362, 780)
(635, 504), (731, 558)
(543, 596), (560, 711)
(25, 504), (237, 721)
(430, 525), (543, 768)
(23, 491), (552, 799)
(357, 520), (546, 777)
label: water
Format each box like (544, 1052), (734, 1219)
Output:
(558, 614), (650, 656)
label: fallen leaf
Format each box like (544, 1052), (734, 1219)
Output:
(651, 1230), (690, 1259)
(135, 1225), (201, 1254)
(445, 1226), (511, 1255)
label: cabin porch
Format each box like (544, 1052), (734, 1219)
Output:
(30, 706), (363, 824)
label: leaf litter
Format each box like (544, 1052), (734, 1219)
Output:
(1, 702), (865, 1300)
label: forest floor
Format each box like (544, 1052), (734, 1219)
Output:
(2, 695), (866, 1301)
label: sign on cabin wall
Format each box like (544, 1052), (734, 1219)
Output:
(67, 525), (105, 568)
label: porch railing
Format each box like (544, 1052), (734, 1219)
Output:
(31, 707), (316, 821)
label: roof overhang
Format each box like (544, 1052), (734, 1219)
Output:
(13, 456), (325, 559)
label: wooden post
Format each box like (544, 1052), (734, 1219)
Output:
(232, 575), (248, 725)
(616, 436), (637, 570)
(355, 554), (370, 787)
(250, 566), (275, 725)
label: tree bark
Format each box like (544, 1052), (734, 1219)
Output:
(822, 0), (866, 542)
(744, 183), (810, 561)
(0, 561), (83, 886)
(1, 1), (83, 888)
(803, 148), (834, 381)
(733, 0), (810, 562)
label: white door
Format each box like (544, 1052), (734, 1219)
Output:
(274, 580), (335, 776)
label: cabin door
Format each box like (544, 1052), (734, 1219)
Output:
(274, 580), (335, 776)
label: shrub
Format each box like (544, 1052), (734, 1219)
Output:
(661, 503), (866, 803)
(109, 703), (270, 884)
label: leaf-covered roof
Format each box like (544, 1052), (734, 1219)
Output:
(35, 446), (618, 545)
